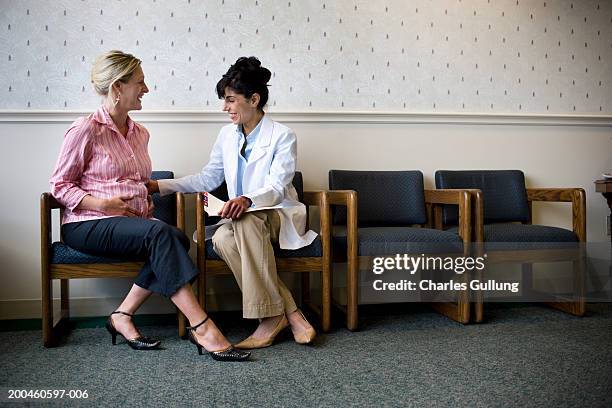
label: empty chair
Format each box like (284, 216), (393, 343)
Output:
(435, 170), (586, 321)
(329, 170), (473, 330)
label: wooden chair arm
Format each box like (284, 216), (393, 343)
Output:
(327, 190), (358, 207)
(302, 190), (331, 257)
(302, 191), (325, 206)
(327, 189), (358, 262)
(424, 189), (472, 244)
(40, 193), (58, 262)
(41, 192), (62, 210)
(470, 190), (484, 243)
(195, 192), (208, 277)
(527, 188), (586, 242)
(195, 191), (207, 235)
(428, 189), (485, 243)
(527, 188), (582, 202)
(175, 192), (185, 232)
(425, 189), (470, 205)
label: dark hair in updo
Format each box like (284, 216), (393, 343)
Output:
(216, 57), (271, 110)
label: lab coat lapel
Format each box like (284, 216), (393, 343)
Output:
(246, 116), (273, 165)
(224, 125), (240, 194)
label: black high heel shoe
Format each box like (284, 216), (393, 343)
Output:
(105, 311), (161, 350)
(187, 316), (251, 362)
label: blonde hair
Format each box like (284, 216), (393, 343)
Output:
(90, 50), (141, 96)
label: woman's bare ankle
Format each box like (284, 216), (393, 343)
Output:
(111, 313), (140, 339)
(193, 318), (230, 350)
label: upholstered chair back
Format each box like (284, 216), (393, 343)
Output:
(329, 170), (427, 227)
(435, 170), (530, 225)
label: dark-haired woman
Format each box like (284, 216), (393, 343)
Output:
(49, 50), (249, 361)
(148, 57), (318, 349)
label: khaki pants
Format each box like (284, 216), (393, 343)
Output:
(212, 210), (298, 319)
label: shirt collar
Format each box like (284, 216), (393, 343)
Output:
(93, 105), (135, 135)
(236, 114), (264, 138)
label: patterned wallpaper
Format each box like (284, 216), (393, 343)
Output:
(0, 0), (610, 114)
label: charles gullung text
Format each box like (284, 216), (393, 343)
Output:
(371, 254), (520, 293)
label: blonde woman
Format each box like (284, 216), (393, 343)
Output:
(49, 50), (249, 361)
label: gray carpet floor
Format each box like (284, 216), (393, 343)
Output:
(1, 303), (611, 407)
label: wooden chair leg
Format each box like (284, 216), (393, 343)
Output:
(41, 279), (70, 347)
(320, 266), (331, 332)
(457, 294), (470, 323)
(60, 279), (69, 320)
(198, 273), (206, 311)
(42, 269), (54, 347)
(346, 259), (359, 331)
(546, 258), (586, 316)
(472, 268), (484, 323)
(430, 301), (470, 324)
(429, 272), (470, 324)
(177, 311), (187, 339)
(574, 256), (586, 316)
(546, 300), (585, 316)
(472, 301), (484, 323)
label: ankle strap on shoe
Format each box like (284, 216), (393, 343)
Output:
(111, 310), (134, 317)
(186, 316), (209, 331)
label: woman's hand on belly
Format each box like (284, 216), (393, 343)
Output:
(100, 195), (142, 217)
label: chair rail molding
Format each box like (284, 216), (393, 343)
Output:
(1, 110), (611, 127)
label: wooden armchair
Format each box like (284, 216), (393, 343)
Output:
(435, 170), (586, 322)
(41, 171), (185, 347)
(193, 172), (332, 332)
(328, 170), (474, 331)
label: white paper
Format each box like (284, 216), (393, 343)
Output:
(197, 192), (289, 242)
(202, 192), (227, 216)
(201, 191), (287, 216)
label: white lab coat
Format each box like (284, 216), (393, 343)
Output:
(158, 115), (317, 250)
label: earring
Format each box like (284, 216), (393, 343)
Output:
(113, 94), (120, 106)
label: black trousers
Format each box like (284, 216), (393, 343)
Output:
(62, 217), (199, 297)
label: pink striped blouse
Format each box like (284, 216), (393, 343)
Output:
(50, 106), (152, 225)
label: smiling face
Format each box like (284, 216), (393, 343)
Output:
(116, 65), (148, 111)
(222, 88), (260, 126)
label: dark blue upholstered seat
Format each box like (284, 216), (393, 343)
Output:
(333, 226), (462, 256)
(328, 170), (463, 254)
(50, 242), (137, 264)
(446, 223), (578, 250)
(50, 171), (176, 265)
